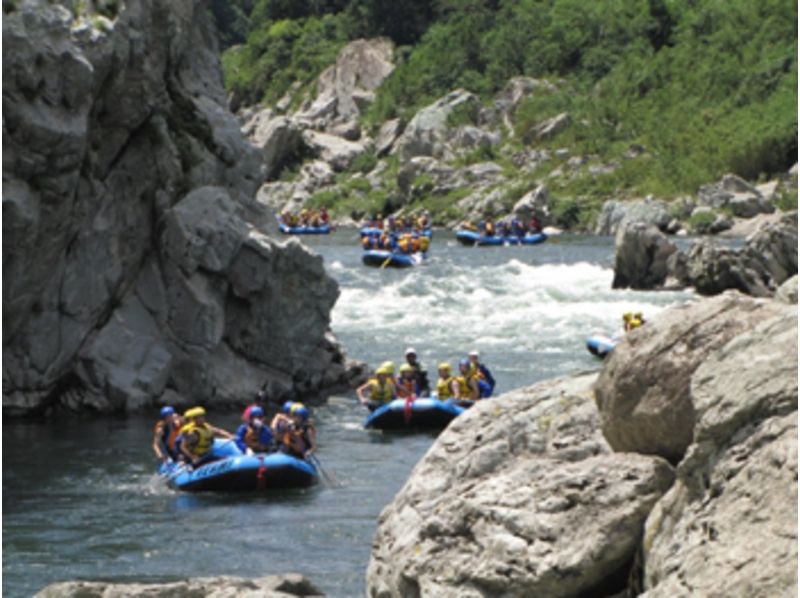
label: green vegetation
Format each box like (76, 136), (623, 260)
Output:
(217, 0), (797, 224)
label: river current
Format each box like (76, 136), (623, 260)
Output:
(3, 229), (696, 597)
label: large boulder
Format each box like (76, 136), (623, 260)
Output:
(612, 222), (678, 289)
(595, 198), (674, 236)
(698, 173), (775, 217)
(367, 372), (675, 598)
(512, 184), (551, 224)
(594, 292), (790, 463)
(302, 129), (367, 172)
(642, 309), (797, 597)
(35, 574), (324, 597)
(245, 114), (306, 180)
(2, 1), (348, 416)
(395, 90), (481, 162)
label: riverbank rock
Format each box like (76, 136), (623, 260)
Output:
(612, 222), (678, 289)
(595, 197), (674, 236)
(698, 173), (775, 217)
(594, 292), (791, 463)
(34, 574), (324, 597)
(642, 308), (797, 597)
(367, 372), (675, 597)
(3, 1), (349, 416)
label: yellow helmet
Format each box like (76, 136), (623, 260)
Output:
(379, 361), (396, 374)
(184, 406), (205, 419)
(376, 366), (391, 376)
(399, 363), (414, 374)
(437, 362), (451, 371)
(622, 312), (633, 321)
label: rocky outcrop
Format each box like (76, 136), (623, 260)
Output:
(612, 222), (678, 289)
(642, 309), (797, 596)
(698, 173), (776, 217)
(3, 1), (349, 416)
(594, 292), (791, 463)
(665, 211), (798, 296)
(35, 574), (324, 597)
(595, 197), (674, 236)
(367, 372), (675, 597)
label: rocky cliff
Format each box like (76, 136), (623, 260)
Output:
(3, 0), (350, 416)
(367, 292), (797, 597)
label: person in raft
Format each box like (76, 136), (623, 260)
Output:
(153, 406), (182, 462)
(235, 406), (274, 455)
(357, 365), (397, 411)
(403, 347), (430, 397)
(241, 389), (269, 422)
(623, 311), (645, 332)
(270, 400), (296, 440)
(454, 358), (480, 404)
(178, 407), (234, 467)
(396, 363), (421, 398)
(434, 362), (461, 401)
(278, 403), (317, 460)
(467, 350), (495, 398)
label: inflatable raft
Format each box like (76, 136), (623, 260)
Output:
(279, 223), (331, 235)
(158, 439), (317, 492)
(586, 334), (617, 358)
(364, 397), (466, 430)
(361, 227), (433, 238)
(362, 249), (426, 268)
(456, 230), (547, 246)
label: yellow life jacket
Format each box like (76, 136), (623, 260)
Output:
(419, 236), (430, 252)
(436, 376), (454, 400)
(180, 421), (214, 456)
(369, 378), (395, 402)
(397, 377), (416, 397)
(455, 376), (474, 399)
(467, 363), (486, 380)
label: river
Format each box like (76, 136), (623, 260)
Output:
(2, 229), (696, 597)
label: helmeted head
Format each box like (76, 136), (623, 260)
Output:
(468, 350), (479, 363)
(282, 400), (295, 414)
(458, 358), (470, 373)
(249, 406), (265, 419)
(437, 362), (451, 376)
(160, 406), (175, 419)
(399, 363), (414, 377)
(290, 403), (310, 422)
(376, 366), (391, 379)
(623, 312), (633, 322)
(184, 406), (206, 422)
(404, 347), (417, 364)
(379, 361), (396, 375)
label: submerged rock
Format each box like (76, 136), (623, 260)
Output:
(367, 372), (674, 597)
(3, 1), (349, 416)
(34, 574), (324, 597)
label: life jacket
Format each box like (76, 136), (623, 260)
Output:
(419, 236), (430, 252)
(282, 423), (316, 458)
(369, 378), (395, 402)
(455, 375), (474, 399)
(437, 376), (454, 400)
(154, 420), (181, 455)
(396, 377), (417, 398)
(467, 363), (486, 381)
(244, 425), (271, 451)
(485, 222), (495, 236)
(397, 235), (412, 253)
(180, 421), (214, 457)
(411, 237), (420, 252)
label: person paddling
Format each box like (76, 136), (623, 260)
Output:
(235, 406), (274, 454)
(178, 407), (234, 467)
(152, 406), (182, 463)
(357, 366), (397, 411)
(279, 403), (317, 460)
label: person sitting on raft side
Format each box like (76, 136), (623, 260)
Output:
(467, 350), (495, 398)
(279, 403), (317, 460)
(235, 406), (274, 455)
(454, 358), (480, 404)
(434, 362), (460, 401)
(396, 363), (421, 398)
(270, 401), (296, 440)
(178, 407), (234, 467)
(404, 347), (430, 397)
(153, 406), (182, 462)
(357, 366), (396, 411)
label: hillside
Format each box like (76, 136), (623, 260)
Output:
(217, 0), (798, 228)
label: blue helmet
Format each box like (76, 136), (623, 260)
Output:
(459, 358), (470, 368)
(160, 406), (175, 418)
(282, 400), (294, 414)
(290, 403), (310, 422)
(249, 406), (264, 418)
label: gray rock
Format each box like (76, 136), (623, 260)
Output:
(367, 372), (675, 598)
(595, 198), (673, 236)
(3, 0), (348, 415)
(512, 184), (550, 223)
(374, 118), (402, 156)
(594, 292), (789, 463)
(612, 222), (678, 289)
(697, 173), (774, 218)
(248, 115), (306, 180)
(34, 574), (325, 597)
(776, 275), (798, 303)
(396, 90), (481, 161)
(302, 130), (366, 171)
(523, 112), (571, 143)
(642, 309), (797, 597)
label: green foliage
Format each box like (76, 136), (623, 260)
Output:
(210, 0), (254, 48)
(775, 188), (798, 212)
(688, 210), (718, 233)
(347, 148), (378, 174)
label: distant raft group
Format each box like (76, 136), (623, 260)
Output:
(360, 212), (433, 268)
(278, 207), (331, 234)
(456, 215), (547, 246)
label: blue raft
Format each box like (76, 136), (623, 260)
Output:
(456, 230), (547, 246)
(279, 223), (331, 235)
(364, 398), (466, 430)
(158, 439), (317, 492)
(361, 227), (433, 238)
(586, 334), (617, 358)
(362, 249), (426, 268)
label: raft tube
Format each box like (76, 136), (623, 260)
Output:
(159, 439), (317, 492)
(362, 249), (425, 268)
(456, 230), (547, 246)
(278, 223), (331, 235)
(586, 334), (617, 358)
(364, 398), (466, 430)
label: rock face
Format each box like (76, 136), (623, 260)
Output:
(34, 574), (324, 597)
(642, 309), (797, 597)
(595, 198), (674, 236)
(698, 173), (776, 217)
(612, 222), (678, 289)
(367, 372), (675, 597)
(3, 1), (348, 416)
(594, 292), (791, 463)
(666, 211), (798, 296)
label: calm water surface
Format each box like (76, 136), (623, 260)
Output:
(3, 228), (696, 597)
